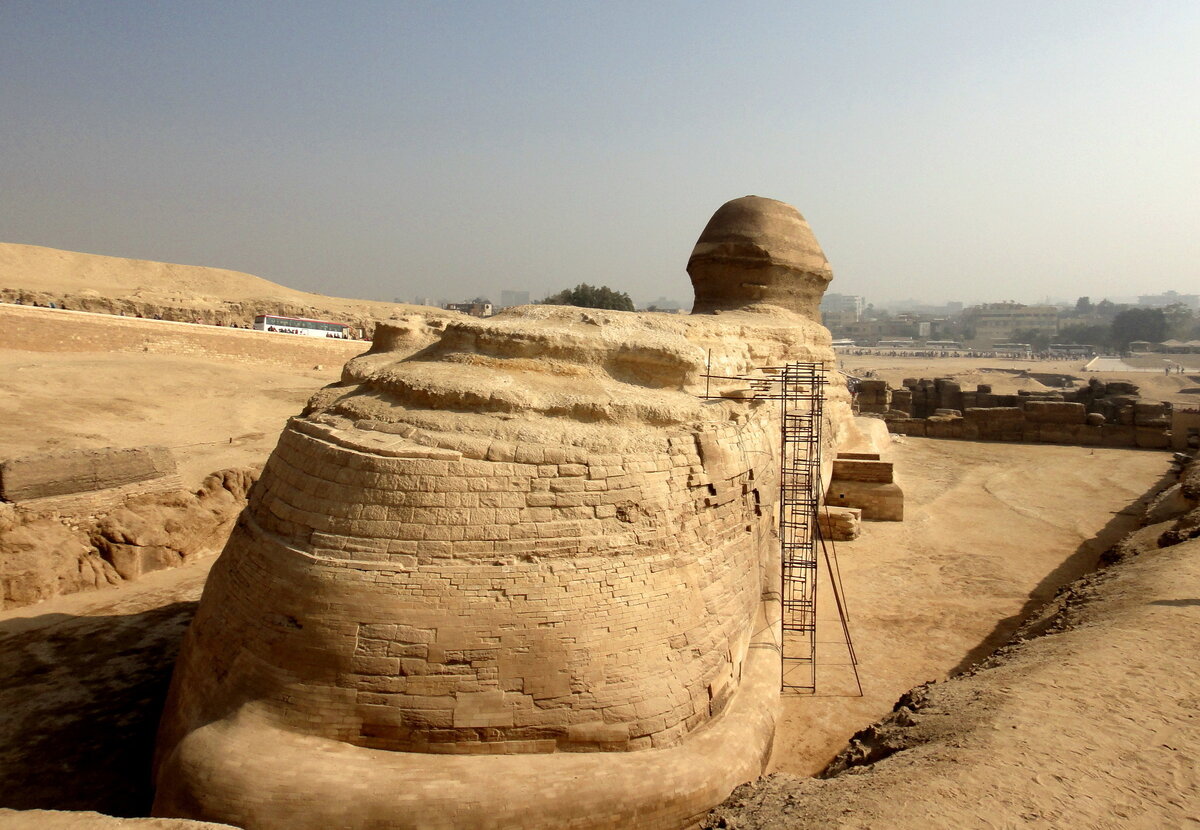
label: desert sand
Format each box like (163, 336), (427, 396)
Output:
(0, 349), (338, 488)
(773, 436), (1168, 777)
(0, 375), (1174, 820)
(1, 256), (1196, 826)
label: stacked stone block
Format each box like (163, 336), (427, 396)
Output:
(855, 379), (891, 414)
(824, 453), (903, 521)
(862, 378), (1175, 449)
(171, 416), (777, 756)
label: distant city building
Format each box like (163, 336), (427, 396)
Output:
(878, 299), (962, 316)
(820, 293), (865, 317)
(1137, 290), (1200, 310)
(820, 293), (865, 329)
(410, 296), (441, 308)
(445, 301), (493, 317)
(499, 290), (531, 308)
(961, 302), (1058, 347)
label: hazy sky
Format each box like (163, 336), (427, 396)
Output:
(3, 2), (1197, 306)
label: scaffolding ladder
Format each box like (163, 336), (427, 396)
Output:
(701, 358), (861, 695)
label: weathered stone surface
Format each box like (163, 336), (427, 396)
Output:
(825, 480), (903, 521)
(818, 505), (862, 541)
(1022, 401), (1086, 425)
(152, 198), (852, 829)
(0, 446), (175, 503)
(688, 196), (832, 318)
(831, 459), (893, 483)
(0, 468), (255, 610)
(0, 809), (233, 829)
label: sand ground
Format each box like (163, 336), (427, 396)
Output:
(0, 422), (1172, 816)
(0, 337), (1186, 822)
(0, 349), (340, 487)
(772, 437), (1167, 776)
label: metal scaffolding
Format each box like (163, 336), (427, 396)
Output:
(702, 358), (861, 695)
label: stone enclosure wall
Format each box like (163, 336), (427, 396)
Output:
(858, 377), (1175, 449)
(0, 446), (255, 610)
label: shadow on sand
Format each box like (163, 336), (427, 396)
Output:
(0, 600), (198, 816)
(944, 463), (1176, 678)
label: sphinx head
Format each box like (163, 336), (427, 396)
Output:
(688, 195), (833, 319)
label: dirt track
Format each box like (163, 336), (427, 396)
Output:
(772, 437), (1168, 776)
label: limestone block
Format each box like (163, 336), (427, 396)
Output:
(825, 480), (903, 521)
(965, 407), (1024, 441)
(1134, 402), (1169, 426)
(936, 379), (962, 412)
(925, 417), (964, 440)
(1135, 426), (1171, 449)
(831, 459), (893, 483)
(1086, 412), (1106, 426)
(0, 446), (176, 502)
(1021, 401), (1086, 425)
(886, 418), (926, 437)
(818, 505), (861, 541)
(1076, 425), (1103, 446)
(1036, 424), (1075, 444)
(1106, 381), (1139, 396)
(1100, 424), (1137, 447)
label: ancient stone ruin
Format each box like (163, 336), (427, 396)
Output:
(150, 196), (858, 829)
(0, 446), (254, 609)
(857, 377), (1177, 449)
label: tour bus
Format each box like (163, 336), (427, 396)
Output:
(925, 340), (965, 350)
(253, 314), (350, 339)
(992, 342), (1033, 357)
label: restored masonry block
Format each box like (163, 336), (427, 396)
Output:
(859, 377), (1176, 450)
(152, 196), (857, 829)
(825, 454), (903, 521)
(818, 505), (862, 541)
(0, 446), (176, 503)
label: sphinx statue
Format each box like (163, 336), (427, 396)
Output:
(152, 196), (849, 829)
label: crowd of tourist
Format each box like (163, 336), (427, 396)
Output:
(836, 347), (1083, 360)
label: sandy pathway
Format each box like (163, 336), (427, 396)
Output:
(0, 349), (339, 487)
(709, 535), (1200, 829)
(771, 437), (1170, 775)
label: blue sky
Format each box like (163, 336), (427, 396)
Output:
(2, 1), (1197, 306)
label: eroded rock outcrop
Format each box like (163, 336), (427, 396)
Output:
(0, 464), (257, 610)
(152, 197), (847, 829)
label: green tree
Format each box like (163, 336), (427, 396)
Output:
(1010, 327), (1053, 351)
(1055, 322), (1112, 348)
(1110, 307), (1166, 350)
(1075, 296), (1093, 315)
(540, 283), (635, 311)
(1162, 303), (1196, 340)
